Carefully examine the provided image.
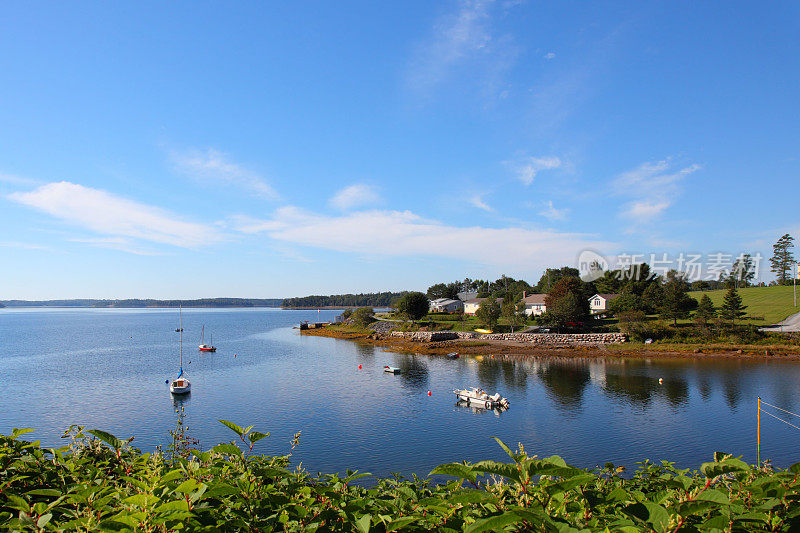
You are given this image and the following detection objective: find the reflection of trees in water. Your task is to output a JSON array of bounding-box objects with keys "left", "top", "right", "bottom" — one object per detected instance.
[
  {"left": 536, "top": 358, "right": 591, "bottom": 411},
  {"left": 474, "top": 358, "right": 529, "bottom": 391},
  {"left": 662, "top": 378, "right": 689, "bottom": 407},
  {"left": 500, "top": 360, "right": 528, "bottom": 390},
  {"left": 354, "top": 342, "right": 376, "bottom": 360},
  {"left": 398, "top": 356, "right": 429, "bottom": 390},
  {"left": 602, "top": 360, "right": 659, "bottom": 407}
]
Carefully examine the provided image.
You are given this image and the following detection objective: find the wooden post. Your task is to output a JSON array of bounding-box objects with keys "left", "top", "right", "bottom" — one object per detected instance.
[{"left": 757, "top": 397, "right": 761, "bottom": 466}]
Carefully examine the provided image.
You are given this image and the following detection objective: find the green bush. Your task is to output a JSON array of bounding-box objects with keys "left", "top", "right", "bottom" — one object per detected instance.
[
  {"left": 351, "top": 307, "right": 375, "bottom": 327},
  {"left": 2, "top": 426, "right": 800, "bottom": 531}
]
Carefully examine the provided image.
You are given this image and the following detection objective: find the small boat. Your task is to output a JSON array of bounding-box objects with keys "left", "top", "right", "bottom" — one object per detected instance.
[
  {"left": 446, "top": 352, "right": 460, "bottom": 359},
  {"left": 453, "top": 387, "right": 509, "bottom": 410},
  {"left": 199, "top": 326, "right": 216, "bottom": 352},
  {"left": 384, "top": 366, "right": 401, "bottom": 373},
  {"left": 170, "top": 307, "right": 191, "bottom": 395},
  {"left": 474, "top": 328, "right": 493, "bottom": 334}
]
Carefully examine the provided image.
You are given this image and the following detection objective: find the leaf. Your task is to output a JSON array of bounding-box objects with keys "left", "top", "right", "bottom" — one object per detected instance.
[
  {"left": 642, "top": 502, "right": 670, "bottom": 533},
  {"left": 789, "top": 462, "right": 800, "bottom": 475},
  {"left": 385, "top": 516, "right": 418, "bottom": 531},
  {"left": 695, "top": 489, "right": 730, "bottom": 505},
  {"left": 174, "top": 479, "right": 198, "bottom": 495},
  {"left": 429, "top": 463, "right": 477, "bottom": 483},
  {"left": 204, "top": 484, "right": 240, "bottom": 499},
  {"left": 211, "top": 443, "right": 243, "bottom": 456},
  {"left": 11, "top": 428, "right": 34, "bottom": 439},
  {"left": 355, "top": 514, "right": 371, "bottom": 533},
  {"left": 448, "top": 490, "right": 498, "bottom": 505},
  {"left": 247, "top": 431, "right": 269, "bottom": 444},
  {"left": 465, "top": 511, "right": 524, "bottom": 533},
  {"left": 217, "top": 420, "right": 244, "bottom": 438},
  {"left": 87, "top": 429, "right": 122, "bottom": 450},
  {"left": 36, "top": 513, "right": 52, "bottom": 529},
  {"left": 491, "top": 436, "right": 523, "bottom": 463},
  {"left": 5, "top": 494, "right": 30, "bottom": 513},
  {"left": 25, "top": 489, "right": 61, "bottom": 498},
  {"left": 473, "top": 460, "right": 522, "bottom": 484}
]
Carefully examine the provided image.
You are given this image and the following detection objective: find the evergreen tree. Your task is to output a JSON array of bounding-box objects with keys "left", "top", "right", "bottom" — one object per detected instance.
[
  {"left": 641, "top": 282, "right": 665, "bottom": 314},
  {"left": 770, "top": 234, "right": 795, "bottom": 285},
  {"left": 730, "top": 254, "right": 756, "bottom": 288},
  {"left": 694, "top": 294, "right": 716, "bottom": 325},
  {"left": 720, "top": 286, "right": 747, "bottom": 323},
  {"left": 543, "top": 276, "right": 591, "bottom": 328},
  {"left": 660, "top": 270, "right": 697, "bottom": 326}
]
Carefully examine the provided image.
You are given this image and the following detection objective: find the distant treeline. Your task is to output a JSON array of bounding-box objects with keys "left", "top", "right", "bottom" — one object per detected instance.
[
  {"left": 282, "top": 292, "right": 407, "bottom": 308},
  {"left": 0, "top": 298, "right": 283, "bottom": 308}
]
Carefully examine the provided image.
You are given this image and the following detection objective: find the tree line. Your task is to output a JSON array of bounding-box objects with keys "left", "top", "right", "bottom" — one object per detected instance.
[{"left": 282, "top": 292, "right": 407, "bottom": 308}]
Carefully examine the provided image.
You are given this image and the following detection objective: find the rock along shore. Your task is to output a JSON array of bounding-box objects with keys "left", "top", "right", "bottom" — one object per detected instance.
[{"left": 389, "top": 330, "right": 626, "bottom": 345}]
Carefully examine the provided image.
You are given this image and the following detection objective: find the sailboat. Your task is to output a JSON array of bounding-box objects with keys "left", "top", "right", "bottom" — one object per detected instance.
[
  {"left": 170, "top": 307, "right": 191, "bottom": 395},
  {"left": 198, "top": 325, "right": 216, "bottom": 352}
]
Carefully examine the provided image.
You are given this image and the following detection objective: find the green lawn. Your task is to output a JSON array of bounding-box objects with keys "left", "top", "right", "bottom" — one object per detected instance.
[{"left": 690, "top": 285, "right": 800, "bottom": 324}]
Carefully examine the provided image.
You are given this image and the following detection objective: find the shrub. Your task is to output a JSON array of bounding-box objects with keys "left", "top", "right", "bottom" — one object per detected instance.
[{"left": 351, "top": 307, "right": 375, "bottom": 327}]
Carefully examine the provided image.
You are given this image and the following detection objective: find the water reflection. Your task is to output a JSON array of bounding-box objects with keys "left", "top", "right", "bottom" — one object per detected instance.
[
  {"left": 454, "top": 400, "right": 504, "bottom": 418},
  {"left": 537, "top": 358, "right": 591, "bottom": 412},
  {"left": 355, "top": 343, "right": 376, "bottom": 360},
  {"left": 398, "top": 355, "right": 429, "bottom": 390}
]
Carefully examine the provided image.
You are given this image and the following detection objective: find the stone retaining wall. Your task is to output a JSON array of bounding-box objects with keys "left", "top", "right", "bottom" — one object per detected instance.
[{"left": 390, "top": 331, "right": 626, "bottom": 345}]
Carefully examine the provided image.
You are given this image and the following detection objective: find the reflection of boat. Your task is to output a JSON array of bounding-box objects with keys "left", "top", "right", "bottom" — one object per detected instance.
[
  {"left": 199, "top": 326, "right": 216, "bottom": 352},
  {"left": 456, "top": 399, "right": 503, "bottom": 417},
  {"left": 384, "top": 366, "right": 401, "bottom": 373},
  {"left": 170, "top": 307, "right": 191, "bottom": 395},
  {"left": 446, "top": 352, "right": 459, "bottom": 359},
  {"left": 474, "top": 328, "right": 493, "bottom": 334},
  {"left": 453, "top": 387, "right": 509, "bottom": 410}
]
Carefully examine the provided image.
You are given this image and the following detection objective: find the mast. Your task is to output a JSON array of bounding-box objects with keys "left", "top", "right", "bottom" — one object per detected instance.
[{"left": 179, "top": 306, "right": 183, "bottom": 372}]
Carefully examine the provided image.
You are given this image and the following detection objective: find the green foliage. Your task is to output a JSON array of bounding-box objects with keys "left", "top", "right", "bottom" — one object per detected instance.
[
  {"left": 770, "top": 233, "right": 796, "bottom": 285},
  {"left": 284, "top": 292, "right": 406, "bottom": 308},
  {"left": 695, "top": 294, "right": 717, "bottom": 324},
  {"left": 395, "top": 292, "right": 430, "bottom": 321},
  {"left": 609, "top": 292, "right": 650, "bottom": 316},
  {"left": 660, "top": 270, "right": 698, "bottom": 325},
  {"left": 426, "top": 282, "right": 461, "bottom": 300},
  {"left": 720, "top": 286, "right": 748, "bottom": 323},
  {"left": 3, "top": 428, "right": 800, "bottom": 532},
  {"left": 475, "top": 298, "right": 501, "bottom": 328},
  {"left": 543, "top": 276, "right": 590, "bottom": 327},
  {"left": 351, "top": 307, "right": 376, "bottom": 327}
]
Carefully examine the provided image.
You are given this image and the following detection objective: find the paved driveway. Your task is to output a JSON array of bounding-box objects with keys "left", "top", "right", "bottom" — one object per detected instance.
[{"left": 761, "top": 310, "right": 800, "bottom": 332}]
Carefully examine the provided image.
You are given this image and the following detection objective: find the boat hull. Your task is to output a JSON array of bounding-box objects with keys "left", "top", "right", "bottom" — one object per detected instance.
[
  {"left": 170, "top": 380, "right": 191, "bottom": 394},
  {"left": 198, "top": 345, "right": 216, "bottom": 352}
]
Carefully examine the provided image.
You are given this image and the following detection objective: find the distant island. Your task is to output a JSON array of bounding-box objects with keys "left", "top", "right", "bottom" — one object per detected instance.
[{"left": 0, "top": 298, "right": 283, "bottom": 308}]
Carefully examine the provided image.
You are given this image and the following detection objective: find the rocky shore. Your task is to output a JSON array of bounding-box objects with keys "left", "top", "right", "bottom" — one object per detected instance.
[{"left": 300, "top": 322, "right": 800, "bottom": 360}]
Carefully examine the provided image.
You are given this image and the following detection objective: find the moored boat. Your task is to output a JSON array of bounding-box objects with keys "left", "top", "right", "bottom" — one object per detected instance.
[
  {"left": 446, "top": 352, "right": 459, "bottom": 359},
  {"left": 453, "top": 387, "right": 509, "bottom": 410},
  {"left": 170, "top": 307, "right": 191, "bottom": 395},
  {"left": 384, "top": 366, "right": 401, "bottom": 373},
  {"left": 199, "top": 326, "right": 216, "bottom": 352}
]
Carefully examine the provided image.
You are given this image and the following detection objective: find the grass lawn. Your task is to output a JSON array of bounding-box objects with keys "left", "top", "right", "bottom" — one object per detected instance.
[{"left": 690, "top": 285, "right": 800, "bottom": 324}]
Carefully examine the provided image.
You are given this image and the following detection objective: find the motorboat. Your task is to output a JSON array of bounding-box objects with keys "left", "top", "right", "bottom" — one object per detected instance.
[
  {"left": 446, "top": 352, "right": 459, "bottom": 359},
  {"left": 453, "top": 387, "right": 509, "bottom": 410},
  {"left": 384, "top": 366, "right": 401, "bottom": 373}
]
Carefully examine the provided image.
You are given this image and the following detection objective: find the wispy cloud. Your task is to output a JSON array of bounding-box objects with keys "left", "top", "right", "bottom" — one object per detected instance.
[
  {"left": 0, "top": 241, "right": 51, "bottom": 251},
  {"left": 507, "top": 155, "right": 562, "bottom": 185},
  {"left": 171, "top": 148, "right": 279, "bottom": 199},
  {"left": 329, "top": 184, "right": 381, "bottom": 210},
  {"left": 231, "top": 206, "right": 614, "bottom": 271},
  {"left": 613, "top": 159, "right": 701, "bottom": 223},
  {"left": 405, "top": 0, "right": 518, "bottom": 100},
  {"left": 544, "top": 52, "right": 556, "bottom": 60},
  {"left": 8, "top": 181, "right": 224, "bottom": 250},
  {"left": 0, "top": 173, "right": 39, "bottom": 186},
  {"left": 68, "top": 237, "right": 165, "bottom": 256},
  {"left": 538, "top": 200, "right": 569, "bottom": 221},
  {"left": 468, "top": 193, "right": 494, "bottom": 212}
]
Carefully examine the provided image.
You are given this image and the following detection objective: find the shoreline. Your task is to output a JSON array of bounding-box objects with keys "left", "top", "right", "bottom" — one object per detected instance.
[{"left": 301, "top": 325, "right": 800, "bottom": 360}]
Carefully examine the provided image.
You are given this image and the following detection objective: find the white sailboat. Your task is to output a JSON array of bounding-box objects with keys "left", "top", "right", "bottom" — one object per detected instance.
[
  {"left": 198, "top": 325, "right": 216, "bottom": 352},
  {"left": 170, "top": 306, "right": 191, "bottom": 395}
]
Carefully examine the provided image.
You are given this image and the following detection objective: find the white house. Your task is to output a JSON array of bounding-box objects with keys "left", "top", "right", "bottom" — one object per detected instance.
[
  {"left": 429, "top": 298, "right": 463, "bottom": 313},
  {"left": 521, "top": 293, "right": 547, "bottom": 316},
  {"left": 463, "top": 297, "right": 503, "bottom": 315},
  {"left": 589, "top": 293, "right": 619, "bottom": 313}
]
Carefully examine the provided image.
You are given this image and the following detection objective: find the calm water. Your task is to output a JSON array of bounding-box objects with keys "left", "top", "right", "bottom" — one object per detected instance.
[{"left": 1, "top": 307, "right": 799, "bottom": 477}]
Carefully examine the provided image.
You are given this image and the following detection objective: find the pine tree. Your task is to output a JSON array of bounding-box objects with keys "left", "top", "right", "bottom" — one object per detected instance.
[
  {"left": 660, "top": 270, "right": 697, "bottom": 326},
  {"left": 770, "top": 234, "right": 795, "bottom": 285},
  {"left": 720, "top": 286, "right": 747, "bottom": 323},
  {"left": 694, "top": 294, "right": 716, "bottom": 325}
]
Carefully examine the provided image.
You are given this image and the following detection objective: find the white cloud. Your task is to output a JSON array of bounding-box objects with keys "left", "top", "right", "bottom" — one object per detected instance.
[
  {"left": 614, "top": 159, "right": 700, "bottom": 223},
  {"left": 544, "top": 52, "right": 556, "bottom": 59},
  {"left": 508, "top": 156, "right": 562, "bottom": 185},
  {"left": 329, "top": 184, "right": 381, "bottom": 210},
  {"left": 8, "top": 181, "right": 224, "bottom": 250},
  {"left": 468, "top": 193, "right": 493, "bottom": 212},
  {"left": 538, "top": 200, "right": 569, "bottom": 221},
  {"left": 0, "top": 241, "right": 50, "bottom": 251},
  {"left": 171, "top": 148, "right": 279, "bottom": 199},
  {"left": 231, "top": 206, "right": 614, "bottom": 271},
  {"left": 0, "top": 173, "right": 38, "bottom": 186},
  {"left": 405, "top": 0, "right": 518, "bottom": 100}
]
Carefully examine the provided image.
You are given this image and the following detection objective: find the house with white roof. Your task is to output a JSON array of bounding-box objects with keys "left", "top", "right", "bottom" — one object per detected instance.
[{"left": 429, "top": 298, "right": 463, "bottom": 313}]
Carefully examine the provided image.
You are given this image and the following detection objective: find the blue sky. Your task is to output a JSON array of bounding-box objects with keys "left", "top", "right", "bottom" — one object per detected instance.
[{"left": 1, "top": 1, "right": 798, "bottom": 299}]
